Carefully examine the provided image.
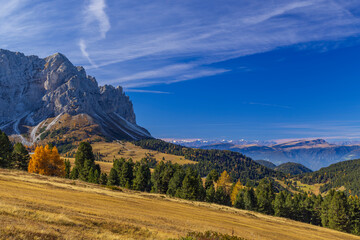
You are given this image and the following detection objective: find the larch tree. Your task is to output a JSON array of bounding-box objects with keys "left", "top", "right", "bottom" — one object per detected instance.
[
  {"left": 28, "top": 145, "right": 65, "bottom": 176},
  {"left": 230, "top": 180, "right": 244, "bottom": 205}
]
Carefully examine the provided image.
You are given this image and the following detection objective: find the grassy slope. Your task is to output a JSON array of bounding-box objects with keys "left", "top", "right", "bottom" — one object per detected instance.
[
  {"left": 1, "top": 169, "right": 359, "bottom": 240},
  {"left": 91, "top": 141, "right": 195, "bottom": 165},
  {"left": 62, "top": 141, "right": 196, "bottom": 174}
]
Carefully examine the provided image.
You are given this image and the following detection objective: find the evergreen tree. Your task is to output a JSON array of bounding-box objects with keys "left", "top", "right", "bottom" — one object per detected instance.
[
  {"left": 255, "top": 178, "right": 275, "bottom": 215},
  {"left": 215, "top": 186, "right": 231, "bottom": 206},
  {"left": 327, "top": 191, "right": 350, "bottom": 232},
  {"left": 180, "top": 167, "right": 204, "bottom": 201},
  {"left": 274, "top": 191, "right": 288, "bottom": 217},
  {"left": 0, "top": 130, "right": 13, "bottom": 168},
  {"left": 133, "top": 161, "right": 151, "bottom": 192},
  {"left": 11, "top": 142, "right": 30, "bottom": 170},
  {"left": 75, "top": 142, "right": 95, "bottom": 168},
  {"left": 108, "top": 168, "right": 119, "bottom": 186},
  {"left": 100, "top": 173, "right": 108, "bottom": 185},
  {"left": 243, "top": 187, "right": 257, "bottom": 211},
  {"left": 205, "top": 169, "right": 218, "bottom": 190},
  {"left": 321, "top": 189, "right": 336, "bottom": 227},
  {"left": 349, "top": 196, "right": 360, "bottom": 235},
  {"left": 234, "top": 190, "right": 245, "bottom": 209},
  {"left": 167, "top": 167, "right": 185, "bottom": 196},
  {"left": 205, "top": 184, "right": 216, "bottom": 203},
  {"left": 64, "top": 159, "right": 71, "bottom": 178},
  {"left": 151, "top": 162, "right": 176, "bottom": 193},
  {"left": 72, "top": 142, "right": 100, "bottom": 182},
  {"left": 119, "top": 159, "right": 134, "bottom": 188}
]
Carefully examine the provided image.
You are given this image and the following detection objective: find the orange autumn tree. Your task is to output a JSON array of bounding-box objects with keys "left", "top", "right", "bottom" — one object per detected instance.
[{"left": 28, "top": 145, "right": 65, "bottom": 176}]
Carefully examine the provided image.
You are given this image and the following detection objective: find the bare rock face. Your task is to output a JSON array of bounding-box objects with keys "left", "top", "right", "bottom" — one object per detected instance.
[{"left": 0, "top": 49, "right": 151, "bottom": 142}]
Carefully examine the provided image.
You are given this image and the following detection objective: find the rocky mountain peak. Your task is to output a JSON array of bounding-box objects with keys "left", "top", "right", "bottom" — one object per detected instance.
[{"left": 0, "top": 49, "right": 151, "bottom": 142}]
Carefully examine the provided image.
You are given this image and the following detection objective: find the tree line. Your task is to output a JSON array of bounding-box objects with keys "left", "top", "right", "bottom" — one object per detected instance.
[{"left": 133, "top": 139, "right": 284, "bottom": 183}]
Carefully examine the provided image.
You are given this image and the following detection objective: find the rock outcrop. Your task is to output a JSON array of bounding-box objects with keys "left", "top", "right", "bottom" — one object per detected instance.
[{"left": 0, "top": 49, "right": 151, "bottom": 142}]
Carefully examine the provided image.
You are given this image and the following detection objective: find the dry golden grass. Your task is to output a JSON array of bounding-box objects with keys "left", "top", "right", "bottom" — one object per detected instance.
[
  {"left": 62, "top": 141, "right": 195, "bottom": 174},
  {"left": 275, "top": 179, "right": 324, "bottom": 196},
  {"left": 1, "top": 169, "right": 359, "bottom": 240},
  {"left": 63, "top": 157, "right": 114, "bottom": 173},
  {"left": 91, "top": 141, "right": 196, "bottom": 165}
]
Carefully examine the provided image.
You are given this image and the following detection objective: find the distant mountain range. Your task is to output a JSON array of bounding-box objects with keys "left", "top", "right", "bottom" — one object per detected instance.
[
  {"left": 0, "top": 49, "right": 151, "bottom": 145},
  {"left": 167, "top": 138, "right": 360, "bottom": 170}
]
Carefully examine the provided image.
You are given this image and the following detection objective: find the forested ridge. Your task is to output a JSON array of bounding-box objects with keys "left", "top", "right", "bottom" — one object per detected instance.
[
  {"left": 133, "top": 139, "right": 283, "bottom": 182},
  {"left": 296, "top": 159, "right": 360, "bottom": 196}
]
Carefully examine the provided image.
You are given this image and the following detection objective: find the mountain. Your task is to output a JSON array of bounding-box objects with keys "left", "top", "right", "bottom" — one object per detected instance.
[
  {"left": 296, "top": 158, "right": 360, "bottom": 196},
  {"left": 200, "top": 139, "right": 360, "bottom": 170},
  {"left": 255, "top": 160, "right": 277, "bottom": 169},
  {"left": 0, "top": 49, "right": 151, "bottom": 145},
  {"left": 274, "top": 162, "right": 313, "bottom": 175}
]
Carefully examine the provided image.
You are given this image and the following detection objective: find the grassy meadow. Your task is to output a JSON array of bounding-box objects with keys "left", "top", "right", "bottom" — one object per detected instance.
[{"left": 1, "top": 169, "right": 359, "bottom": 240}]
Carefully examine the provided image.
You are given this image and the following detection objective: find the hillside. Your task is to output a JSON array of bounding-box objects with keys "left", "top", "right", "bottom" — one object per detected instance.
[
  {"left": 296, "top": 158, "right": 360, "bottom": 196},
  {"left": 199, "top": 139, "right": 360, "bottom": 170},
  {"left": 63, "top": 141, "right": 196, "bottom": 173},
  {"left": 134, "top": 139, "right": 283, "bottom": 182},
  {"left": 255, "top": 160, "right": 277, "bottom": 169},
  {"left": 275, "top": 162, "right": 313, "bottom": 175},
  {"left": 0, "top": 169, "right": 358, "bottom": 240}
]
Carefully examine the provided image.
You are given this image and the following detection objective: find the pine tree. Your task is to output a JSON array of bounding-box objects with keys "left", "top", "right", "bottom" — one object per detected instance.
[
  {"left": 0, "top": 130, "right": 13, "bottom": 168},
  {"left": 205, "top": 169, "right": 218, "bottom": 190},
  {"left": 243, "top": 187, "right": 257, "bottom": 211},
  {"left": 64, "top": 159, "right": 71, "bottom": 178},
  {"left": 205, "top": 184, "right": 216, "bottom": 203},
  {"left": 133, "top": 161, "right": 151, "bottom": 192},
  {"left": 234, "top": 190, "right": 245, "bottom": 209},
  {"left": 327, "top": 191, "right": 350, "bottom": 232},
  {"left": 73, "top": 142, "right": 101, "bottom": 182},
  {"left": 108, "top": 168, "right": 119, "bottom": 186},
  {"left": 255, "top": 178, "right": 275, "bottom": 215},
  {"left": 349, "top": 195, "right": 360, "bottom": 235},
  {"left": 167, "top": 167, "right": 185, "bottom": 196},
  {"left": 274, "top": 191, "right": 288, "bottom": 217},
  {"left": 119, "top": 159, "right": 134, "bottom": 188},
  {"left": 100, "top": 173, "right": 108, "bottom": 185},
  {"left": 11, "top": 142, "right": 30, "bottom": 170},
  {"left": 215, "top": 186, "right": 231, "bottom": 206},
  {"left": 75, "top": 142, "right": 95, "bottom": 168},
  {"left": 180, "top": 167, "right": 204, "bottom": 201}
]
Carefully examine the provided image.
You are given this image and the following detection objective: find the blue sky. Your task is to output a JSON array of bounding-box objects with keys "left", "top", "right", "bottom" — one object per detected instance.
[{"left": 2, "top": 0, "right": 360, "bottom": 140}]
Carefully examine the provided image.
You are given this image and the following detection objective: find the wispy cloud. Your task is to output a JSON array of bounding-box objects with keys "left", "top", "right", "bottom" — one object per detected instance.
[
  {"left": 2, "top": 0, "right": 360, "bottom": 89},
  {"left": 79, "top": 39, "right": 97, "bottom": 68},
  {"left": 124, "top": 89, "right": 171, "bottom": 94},
  {"left": 84, "top": 0, "right": 110, "bottom": 39},
  {"left": 246, "top": 102, "right": 292, "bottom": 109},
  {"left": 79, "top": 0, "right": 111, "bottom": 67}
]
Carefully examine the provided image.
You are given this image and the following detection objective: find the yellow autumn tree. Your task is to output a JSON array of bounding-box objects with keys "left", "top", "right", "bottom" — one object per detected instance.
[
  {"left": 216, "top": 170, "right": 232, "bottom": 193},
  {"left": 28, "top": 145, "right": 65, "bottom": 177},
  {"left": 230, "top": 180, "right": 244, "bottom": 205}
]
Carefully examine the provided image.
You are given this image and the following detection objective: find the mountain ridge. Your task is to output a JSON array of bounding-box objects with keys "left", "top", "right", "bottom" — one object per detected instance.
[
  {"left": 0, "top": 49, "right": 151, "bottom": 143},
  {"left": 195, "top": 139, "right": 360, "bottom": 170}
]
